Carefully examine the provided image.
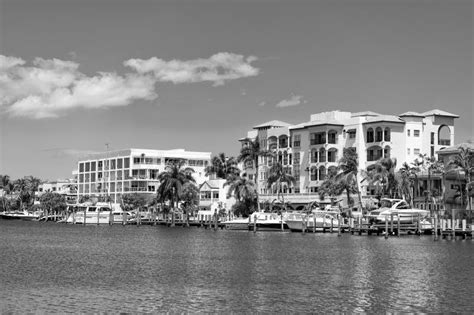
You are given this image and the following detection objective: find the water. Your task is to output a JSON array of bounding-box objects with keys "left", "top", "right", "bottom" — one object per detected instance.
[{"left": 0, "top": 220, "right": 473, "bottom": 313}]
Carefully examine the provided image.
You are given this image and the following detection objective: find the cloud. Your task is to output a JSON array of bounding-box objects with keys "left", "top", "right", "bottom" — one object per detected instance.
[
  {"left": 258, "top": 101, "right": 266, "bottom": 107},
  {"left": 1, "top": 52, "right": 260, "bottom": 119},
  {"left": 124, "top": 52, "right": 259, "bottom": 86},
  {"left": 275, "top": 94, "right": 305, "bottom": 108}
]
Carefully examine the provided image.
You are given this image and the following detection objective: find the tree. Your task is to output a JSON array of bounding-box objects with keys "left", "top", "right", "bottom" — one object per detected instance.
[
  {"left": 0, "top": 175, "right": 14, "bottom": 212},
  {"left": 121, "top": 193, "right": 149, "bottom": 224},
  {"left": 157, "top": 159, "right": 196, "bottom": 226},
  {"left": 205, "top": 153, "right": 240, "bottom": 180},
  {"left": 266, "top": 161, "right": 296, "bottom": 211},
  {"left": 363, "top": 157, "right": 398, "bottom": 199},
  {"left": 416, "top": 154, "right": 445, "bottom": 212},
  {"left": 318, "top": 167, "right": 342, "bottom": 207},
  {"left": 180, "top": 182, "right": 200, "bottom": 226},
  {"left": 224, "top": 175, "right": 258, "bottom": 217},
  {"left": 448, "top": 145, "right": 474, "bottom": 219},
  {"left": 26, "top": 176, "right": 42, "bottom": 207},
  {"left": 396, "top": 162, "right": 416, "bottom": 207},
  {"left": 337, "top": 148, "right": 363, "bottom": 213},
  {"left": 13, "top": 178, "right": 30, "bottom": 211},
  {"left": 39, "top": 192, "right": 67, "bottom": 216},
  {"left": 237, "top": 137, "right": 273, "bottom": 210}
]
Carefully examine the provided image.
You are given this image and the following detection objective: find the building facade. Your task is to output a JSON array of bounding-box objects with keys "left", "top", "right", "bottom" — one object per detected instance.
[
  {"left": 75, "top": 148, "right": 211, "bottom": 204},
  {"left": 240, "top": 109, "right": 457, "bottom": 207}
]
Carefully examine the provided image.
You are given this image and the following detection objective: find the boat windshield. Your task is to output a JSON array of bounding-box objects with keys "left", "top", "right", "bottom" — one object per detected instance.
[{"left": 380, "top": 200, "right": 396, "bottom": 208}]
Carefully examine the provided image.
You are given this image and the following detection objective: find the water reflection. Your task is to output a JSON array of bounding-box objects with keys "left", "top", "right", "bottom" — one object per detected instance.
[{"left": 0, "top": 220, "right": 473, "bottom": 313}]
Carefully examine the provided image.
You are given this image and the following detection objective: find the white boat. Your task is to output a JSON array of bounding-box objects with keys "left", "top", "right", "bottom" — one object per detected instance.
[
  {"left": 248, "top": 212, "right": 287, "bottom": 231},
  {"left": 285, "top": 210, "right": 341, "bottom": 232},
  {"left": 0, "top": 210, "right": 43, "bottom": 221},
  {"left": 368, "top": 199, "right": 430, "bottom": 224},
  {"left": 222, "top": 216, "right": 251, "bottom": 230},
  {"left": 64, "top": 203, "right": 129, "bottom": 224}
]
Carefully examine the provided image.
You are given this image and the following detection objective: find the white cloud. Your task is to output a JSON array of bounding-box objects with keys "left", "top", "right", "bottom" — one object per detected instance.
[
  {"left": 124, "top": 52, "right": 259, "bottom": 86},
  {"left": 258, "top": 101, "right": 266, "bottom": 107},
  {"left": 275, "top": 94, "right": 305, "bottom": 108},
  {"left": 1, "top": 52, "right": 260, "bottom": 119}
]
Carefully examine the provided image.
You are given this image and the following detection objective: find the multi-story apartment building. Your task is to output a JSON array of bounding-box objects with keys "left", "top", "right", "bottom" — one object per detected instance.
[
  {"left": 76, "top": 148, "right": 211, "bottom": 204},
  {"left": 240, "top": 109, "right": 457, "bottom": 208}
]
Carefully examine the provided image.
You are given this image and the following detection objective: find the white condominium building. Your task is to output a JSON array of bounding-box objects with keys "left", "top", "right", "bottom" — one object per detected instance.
[
  {"left": 75, "top": 148, "right": 211, "bottom": 204},
  {"left": 240, "top": 109, "right": 457, "bottom": 203}
]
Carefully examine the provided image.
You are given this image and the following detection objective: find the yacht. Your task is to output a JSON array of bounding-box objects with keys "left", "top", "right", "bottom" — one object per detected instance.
[
  {"left": 0, "top": 210, "right": 43, "bottom": 221},
  {"left": 248, "top": 212, "right": 288, "bottom": 231},
  {"left": 368, "top": 199, "right": 430, "bottom": 224},
  {"left": 285, "top": 210, "right": 341, "bottom": 232},
  {"left": 64, "top": 203, "right": 129, "bottom": 224}
]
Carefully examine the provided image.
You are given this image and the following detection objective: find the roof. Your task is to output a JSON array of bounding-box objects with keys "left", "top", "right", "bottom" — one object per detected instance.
[
  {"left": 289, "top": 120, "right": 344, "bottom": 130},
  {"left": 399, "top": 111, "right": 425, "bottom": 117},
  {"left": 351, "top": 111, "right": 381, "bottom": 117},
  {"left": 421, "top": 109, "right": 459, "bottom": 118},
  {"left": 253, "top": 120, "right": 291, "bottom": 129},
  {"left": 363, "top": 115, "right": 405, "bottom": 124},
  {"left": 437, "top": 142, "right": 474, "bottom": 155}
]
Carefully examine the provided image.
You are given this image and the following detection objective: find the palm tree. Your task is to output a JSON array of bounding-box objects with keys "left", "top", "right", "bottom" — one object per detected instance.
[
  {"left": 26, "top": 176, "right": 42, "bottom": 207},
  {"left": 363, "top": 157, "right": 398, "bottom": 199},
  {"left": 205, "top": 153, "right": 240, "bottom": 180},
  {"left": 224, "top": 175, "right": 257, "bottom": 216},
  {"left": 157, "top": 159, "right": 196, "bottom": 226},
  {"left": 417, "top": 154, "right": 444, "bottom": 212},
  {"left": 337, "top": 148, "right": 363, "bottom": 213},
  {"left": 13, "top": 178, "right": 30, "bottom": 211},
  {"left": 237, "top": 137, "right": 274, "bottom": 210},
  {"left": 180, "top": 182, "right": 200, "bottom": 227},
  {"left": 397, "top": 162, "right": 416, "bottom": 206},
  {"left": 318, "top": 167, "right": 342, "bottom": 207},
  {"left": 266, "top": 162, "right": 296, "bottom": 212},
  {"left": 448, "top": 145, "right": 474, "bottom": 219},
  {"left": 0, "top": 175, "right": 14, "bottom": 212}
]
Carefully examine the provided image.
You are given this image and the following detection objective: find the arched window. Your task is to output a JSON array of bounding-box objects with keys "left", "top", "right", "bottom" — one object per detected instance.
[
  {"left": 328, "top": 130, "right": 337, "bottom": 144},
  {"left": 384, "top": 127, "right": 391, "bottom": 141},
  {"left": 438, "top": 125, "right": 451, "bottom": 146},
  {"left": 367, "top": 128, "right": 374, "bottom": 143},
  {"left": 384, "top": 146, "right": 391, "bottom": 158},
  {"left": 319, "top": 166, "right": 326, "bottom": 181},
  {"left": 311, "top": 149, "right": 318, "bottom": 163},
  {"left": 328, "top": 148, "right": 338, "bottom": 162},
  {"left": 319, "top": 148, "right": 326, "bottom": 163},
  {"left": 375, "top": 127, "right": 383, "bottom": 142},
  {"left": 367, "top": 146, "right": 383, "bottom": 162},
  {"left": 311, "top": 167, "right": 318, "bottom": 181},
  {"left": 278, "top": 135, "right": 288, "bottom": 148}
]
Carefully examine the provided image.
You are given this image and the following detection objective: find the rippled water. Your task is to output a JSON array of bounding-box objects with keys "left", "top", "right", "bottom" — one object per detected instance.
[{"left": 0, "top": 220, "right": 473, "bottom": 313}]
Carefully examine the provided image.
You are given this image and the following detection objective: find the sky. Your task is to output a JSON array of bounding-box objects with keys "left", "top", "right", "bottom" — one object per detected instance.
[{"left": 0, "top": 0, "right": 472, "bottom": 181}]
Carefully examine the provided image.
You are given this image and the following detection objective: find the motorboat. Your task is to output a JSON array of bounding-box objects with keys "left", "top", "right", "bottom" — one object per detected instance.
[
  {"left": 285, "top": 210, "right": 341, "bottom": 232},
  {"left": 63, "top": 203, "right": 129, "bottom": 224},
  {"left": 0, "top": 210, "right": 43, "bottom": 221},
  {"left": 368, "top": 199, "right": 430, "bottom": 224},
  {"left": 248, "top": 212, "right": 288, "bottom": 231},
  {"left": 222, "top": 216, "right": 252, "bottom": 230}
]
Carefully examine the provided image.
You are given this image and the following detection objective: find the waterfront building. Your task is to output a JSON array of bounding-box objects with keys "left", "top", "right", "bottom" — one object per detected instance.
[
  {"left": 38, "top": 179, "right": 78, "bottom": 204},
  {"left": 75, "top": 148, "right": 211, "bottom": 204},
  {"left": 239, "top": 109, "right": 458, "bottom": 208},
  {"left": 199, "top": 179, "right": 236, "bottom": 212}
]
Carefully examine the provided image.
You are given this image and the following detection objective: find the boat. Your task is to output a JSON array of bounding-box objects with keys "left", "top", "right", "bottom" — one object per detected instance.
[
  {"left": 63, "top": 203, "right": 130, "bottom": 224},
  {"left": 222, "top": 215, "right": 252, "bottom": 230},
  {"left": 0, "top": 210, "right": 43, "bottom": 221},
  {"left": 285, "top": 210, "right": 341, "bottom": 232},
  {"left": 248, "top": 212, "right": 288, "bottom": 231},
  {"left": 368, "top": 198, "right": 430, "bottom": 224}
]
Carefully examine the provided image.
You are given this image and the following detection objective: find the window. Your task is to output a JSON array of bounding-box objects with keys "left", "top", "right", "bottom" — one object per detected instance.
[
  {"left": 414, "top": 130, "right": 420, "bottom": 137},
  {"left": 279, "top": 136, "right": 288, "bottom": 148},
  {"left": 111, "top": 159, "right": 116, "bottom": 170},
  {"left": 384, "top": 128, "right": 391, "bottom": 141},
  {"left": 407, "top": 129, "right": 410, "bottom": 136},
  {"left": 319, "top": 148, "right": 326, "bottom": 163},
  {"left": 310, "top": 132, "right": 326, "bottom": 145},
  {"left": 318, "top": 166, "right": 326, "bottom": 181},
  {"left": 311, "top": 149, "right": 318, "bottom": 163},
  {"left": 85, "top": 162, "right": 90, "bottom": 172},
  {"left": 124, "top": 158, "right": 130, "bottom": 168},
  {"left": 293, "top": 134, "right": 301, "bottom": 147},
  {"left": 91, "top": 162, "right": 96, "bottom": 172},
  {"left": 212, "top": 192, "right": 219, "bottom": 199},
  {"left": 407, "top": 148, "right": 411, "bottom": 155},
  {"left": 283, "top": 151, "right": 288, "bottom": 165},
  {"left": 367, "top": 128, "right": 374, "bottom": 143},
  {"left": 414, "top": 148, "right": 420, "bottom": 155},
  {"left": 431, "top": 132, "right": 435, "bottom": 145},
  {"left": 438, "top": 125, "right": 451, "bottom": 145},
  {"left": 328, "top": 130, "right": 337, "bottom": 144},
  {"left": 310, "top": 167, "right": 317, "bottom": 181},
  {"left": 293, "top": 167, "right": 300, "bottom": 178},
  {"left": 375, "top": 127, "right": 383, "bottom": 142},
  {"left": 327, "top": 149, "right": 337, "bottom": 162},
  {"left": 367, "top": 146, "right": 383, "bottom": 161},
  {"left": 293, "top": 152, "right": 300, "bottom": 165},
  {"left": 384, "top": 146, "right": 391, "bottom": 158},
  {"left": 98, "top": 161, "right": 103, "bottom": 170},
  {"left": 348, "top": 131, "right": 356, "bottom": 139},
  {"left": 117, "top": 159, "right": 122, "bottom": 169},
  {"left": 79, "top": 163, "right": 84, "bottom": 172}
]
